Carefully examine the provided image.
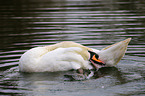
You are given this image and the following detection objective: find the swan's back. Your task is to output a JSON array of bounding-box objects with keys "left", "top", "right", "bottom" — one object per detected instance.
[
  {"left": 19, "top": 47, "right": 49, "bottom": 72},
  {"left": 19, "top": 42, "right": 92, "bottom": 72}
]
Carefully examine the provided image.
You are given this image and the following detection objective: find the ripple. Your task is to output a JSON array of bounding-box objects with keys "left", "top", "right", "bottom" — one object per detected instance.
[{"left": 0, "top": 0, "right": 145, "bottom": 96}]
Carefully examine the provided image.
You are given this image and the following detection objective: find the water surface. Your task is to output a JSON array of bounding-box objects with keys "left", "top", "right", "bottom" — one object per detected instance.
[{"left": 0, "top": 0, "right": 145, "bottom": 96}]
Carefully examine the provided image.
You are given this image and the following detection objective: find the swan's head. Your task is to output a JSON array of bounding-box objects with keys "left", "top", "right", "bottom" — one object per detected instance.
[{"left": 88, "top": 50, "right": 106, "bottom": 70}]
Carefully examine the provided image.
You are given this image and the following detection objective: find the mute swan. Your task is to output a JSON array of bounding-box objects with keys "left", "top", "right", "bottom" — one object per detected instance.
[{"left": 19, "top": 38, "right": 131, "bottom": 73}]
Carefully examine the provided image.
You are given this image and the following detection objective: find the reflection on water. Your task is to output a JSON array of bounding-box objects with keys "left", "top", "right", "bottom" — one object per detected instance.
[{"left": 0, "top": 0, "right": 145, "bottom": 96}]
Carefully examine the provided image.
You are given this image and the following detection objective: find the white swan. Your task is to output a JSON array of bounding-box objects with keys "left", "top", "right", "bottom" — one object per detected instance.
[{"left": 19, "top": 38, "right": 131, "bottom": 72}]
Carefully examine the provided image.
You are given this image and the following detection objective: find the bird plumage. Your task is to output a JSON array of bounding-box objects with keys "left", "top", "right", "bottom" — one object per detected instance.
[{"left": 19, "top": 38, "right": 131, "bottom": 72}]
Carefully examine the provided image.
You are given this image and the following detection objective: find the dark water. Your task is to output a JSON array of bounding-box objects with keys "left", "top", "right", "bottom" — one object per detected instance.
[{"left": 0, "top": 0, "right": 145, "bottom": 96}]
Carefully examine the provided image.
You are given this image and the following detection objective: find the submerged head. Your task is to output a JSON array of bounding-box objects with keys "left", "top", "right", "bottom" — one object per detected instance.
[{"left": 88, "top": 50, "right": 106, "bottom": 70}]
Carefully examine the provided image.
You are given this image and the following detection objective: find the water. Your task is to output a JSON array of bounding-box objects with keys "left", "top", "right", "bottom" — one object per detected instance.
[{"left": 0, "top": 0, "right": 145, "bottom": 96}]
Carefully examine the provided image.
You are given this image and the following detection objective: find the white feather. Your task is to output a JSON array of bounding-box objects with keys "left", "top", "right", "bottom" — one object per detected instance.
[
  {"left": 19, "top": 47, "right": 92, "bottom": 72},
  {"left": 19, "top": 38, "right": 131, "bottom": 72}
]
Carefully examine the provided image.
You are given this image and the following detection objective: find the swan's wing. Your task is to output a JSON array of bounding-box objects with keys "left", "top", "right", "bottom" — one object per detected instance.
[
  {"left": 44, "top": 41, "right": 93, "bottom": 60},
  {"left": 40, "top": 47, "right": 92, "bottom": 71},
  {"left": 45, "top": 41, "right": 93, "bottom": 51}
]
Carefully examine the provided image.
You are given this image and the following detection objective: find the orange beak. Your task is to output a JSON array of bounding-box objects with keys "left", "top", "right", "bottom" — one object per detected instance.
[
  {"left": 92, "top": 55, "right": 104, "bottom": 64},
  {"left": 89, "top": 55, "right": 105, "bottom": 70}
]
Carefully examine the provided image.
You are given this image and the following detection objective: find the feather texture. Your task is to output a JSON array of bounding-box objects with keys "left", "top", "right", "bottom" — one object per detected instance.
[{"left": 19, "top": 38, "right": 131, "bottom": 72}]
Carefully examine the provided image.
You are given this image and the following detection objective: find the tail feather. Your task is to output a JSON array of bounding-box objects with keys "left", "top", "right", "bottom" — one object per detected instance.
[{"left": 98, "top": 38, "right": 131, "bottom": 66}]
